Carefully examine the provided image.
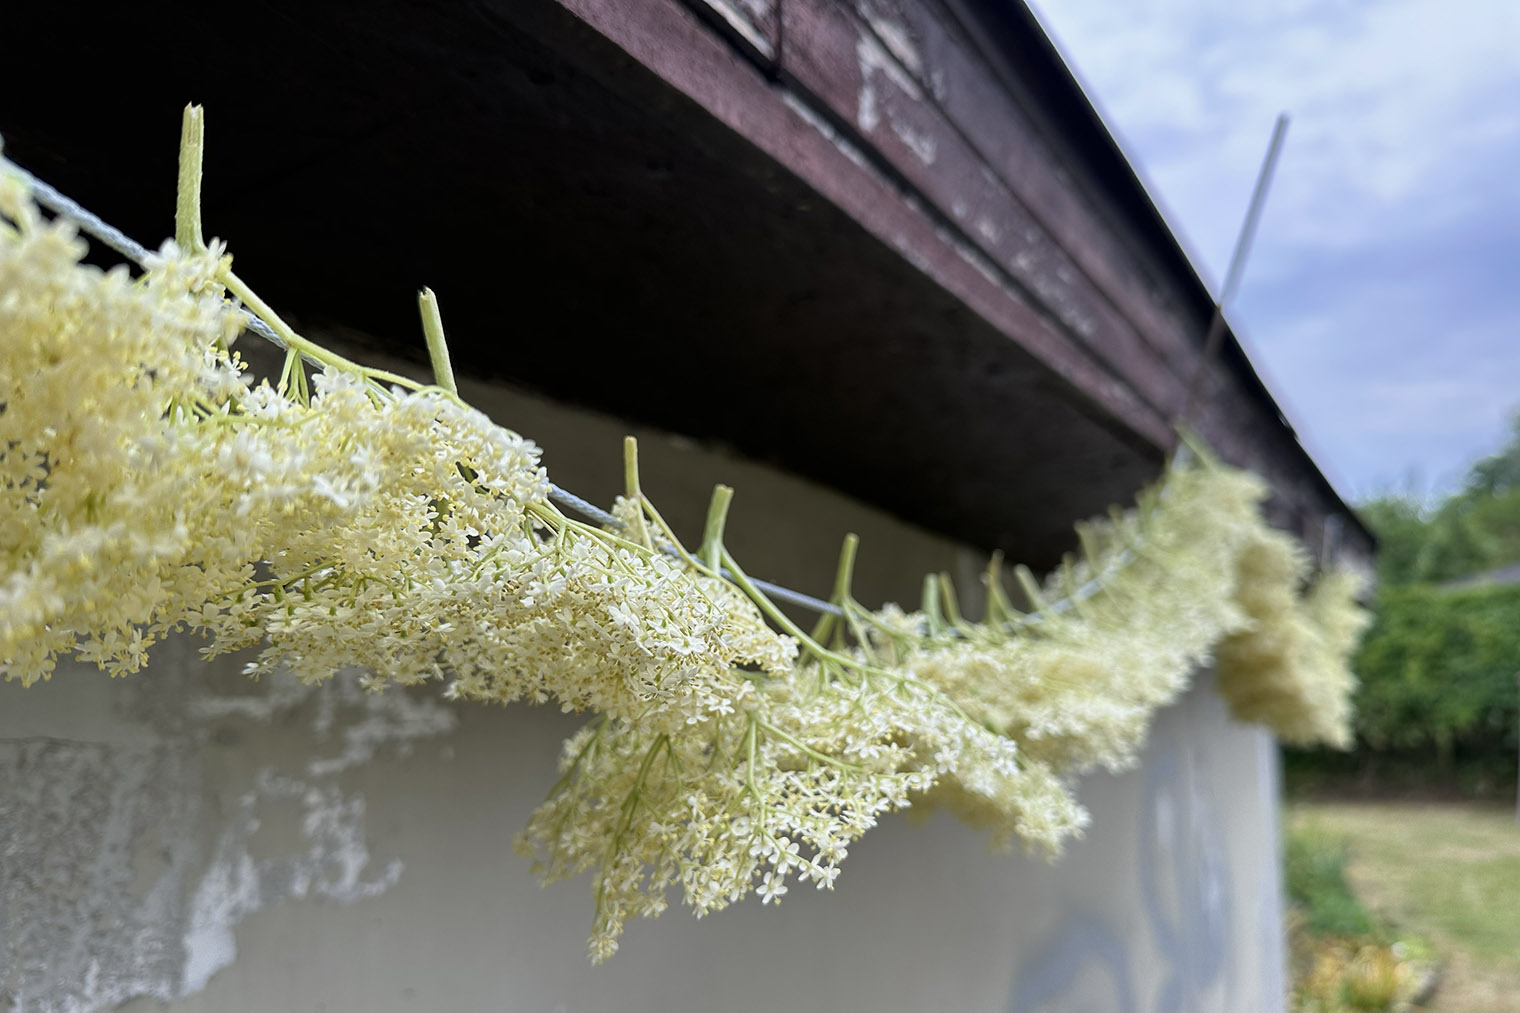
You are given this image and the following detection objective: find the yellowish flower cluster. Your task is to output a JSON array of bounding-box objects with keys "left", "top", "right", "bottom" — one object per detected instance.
[
  {"left": 1, "top": 172, "right": 243, "bottom": 683},
  {"left": 0, "top": 171, "right": 761, "bottom": 726},
  {"left": 519, "top": 673, "right": 1080, "bottom": 961},
  {"left": 513, "top": 488, "right": 1092, "bottom": 959},
  {"left": 519, "top": 452, "right": 1367, "bottom": 960},
  {"left": 1, "top": 128, "right": 1370, "bottom": 963},
  {"left": 866, "top": 463, "right": 1262, "bottom": 779},
  {"left": 857, "top": 456, "right": 1368, "bottom": 769},
  {"left": 1213, "top": 531, "right": 1370, "bottom": 747},
  {"left": 519, "top": 515, "right": 1087, "bottom": 959}
]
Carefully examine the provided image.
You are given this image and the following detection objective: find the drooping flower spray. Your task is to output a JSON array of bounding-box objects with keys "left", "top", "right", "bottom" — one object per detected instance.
[{"left": 0, "top": 107, "right": 1369, "bottom": 961}]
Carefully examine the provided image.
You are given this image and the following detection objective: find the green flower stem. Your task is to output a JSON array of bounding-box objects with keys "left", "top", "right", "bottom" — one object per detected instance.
[
  {"left": 938, "top": 572, "right": 980, "bottom": 637},
  {"left": 1013, "top": 563, "right": 1048, "bottom": 614},
  {"left": 417, "top": 287, "right": 458, "bottom": 396},
  {"left": 984, "top": 552, "right": 1019, "bottom": 626},
  {"left": 597, "top": 730, "right": 670, "bottom": 913},
  {"left": 844, "top": 606, "right": 877, "bottom": 662},
  {"left": 719, "top": 547, "right": 981, "bottom": 726},
  {"left": 638, "top": 496, "right": 701, "bottom": 571},
  {"left": 1061, "top": 558, "right": 1094, "bottom": 620},
  {"left": 756, "top": 717, "right": 864, "bottom": 772},
  {"left": 544, "top": 508, "right": 690, "bottom": 572},
  {"left": 832, "top": 534, "right": 860, "bottom": 603},
  {"left": 222, "top": 269, "right": 426, "bottom": 393},
  {"left": 206, "top": 561, "right": 334, "bottom": 602},
  {"left": 182, "top": 105, "right": 445, "bottom": 397},
  {"left": 699, "top": 485, "right": 734, "bottom": 574},
  {"left": 1075, "top": 524, "right": 1104, "bottom": 576},
  {"left": 175, "top": 105, "right": 206, "bottom": 253},
  {"left": 744, "top": 714, "right": 761, "bottom": 800},
  {"left": 546, "top": 716, "right": 607, "bottom": 800},
  {"left": 622, "top": 437, "right": 653, "bottom": 550},
  {"left": 922, "top": 574, "right": 944, "bottom": 638},
  {"left": 810, "top": 533, "right": 859, "bottom": 645}
]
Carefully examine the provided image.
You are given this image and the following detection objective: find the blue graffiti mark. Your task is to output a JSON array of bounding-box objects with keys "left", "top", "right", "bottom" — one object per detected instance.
[
  {"left": 1006, "top": 911, "right": 1134, "bottom": 1013},
  {"left": 1006, "top": 741, "right": 1239, "bottom": 1012},
  {"left": 1140, "top": 746, "right": 1235, "bottom": 1011}
]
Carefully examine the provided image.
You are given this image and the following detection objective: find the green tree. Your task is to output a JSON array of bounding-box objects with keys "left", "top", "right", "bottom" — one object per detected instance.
[
  {"left": 1466, "top": 414, "right": 1520, "bottom": 497},
  {"left": 1357, "top": 495, "right": 1430, "bottom": 585},
  {"left": 1311, "top": 407, "right": 1520, "bottom": 793},
  {"left": 1418, "top": 502, "right": 1500, "bottom": 583},
  {"left": 1353, "top": 582, "right": 1520, "bottom": 766},
  {"left": 1356, "top": 409, "right": 1520, "bottom": 585}
]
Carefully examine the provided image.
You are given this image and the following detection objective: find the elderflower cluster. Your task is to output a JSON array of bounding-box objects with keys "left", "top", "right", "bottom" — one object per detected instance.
[
  {"left": 508, "top": 441, "right": 1368, "bottom": 960},
  {"left": 518, "top": 657, "right": 1086, "bottom": 962},
  {"left": 1, "top": 172, "right": 243, "bottom": 682},
  {"left": 864, "top": 463, "right": 1262, "bottom": 782},
  {"left": 214, "top": 372, "right": 755, "bottom": 723},
  {"left": 1213, "top": 531, "right": 1369, "bottom": 747},
  {"left": 0, "top": 173, "right": 768, "bottom": 724}
]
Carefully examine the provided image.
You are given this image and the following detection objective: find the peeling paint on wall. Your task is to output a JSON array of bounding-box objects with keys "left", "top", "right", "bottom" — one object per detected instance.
[
  {"left": 181, "top": 773, "right": 402, "bottom": 995},
  {"left": 0, "top": 643, "right": 456, "bottom": 1011},
  {"left": 0, "top": 737, "right": 200, "bottom": 1012},
  {"left": 855, "top": 32, "right": 937, "bottom": 166},
  {"left": 782, "top": 92, "right": 872, "bottom": 172},
  {"left": 859, "top": 4, "right": 924, "bottom": 78}
]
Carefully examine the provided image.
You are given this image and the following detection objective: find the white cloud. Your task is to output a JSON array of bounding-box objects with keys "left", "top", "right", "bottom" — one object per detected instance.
[
  {"left": 1032, "top": 0, "right": 1520, "bottom": 264},
  {"left": 1026, "top": 0, "right": 1520, "bottom": 496}
]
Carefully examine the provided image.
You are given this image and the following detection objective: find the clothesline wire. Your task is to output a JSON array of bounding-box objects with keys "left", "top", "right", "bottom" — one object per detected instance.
[
  {"left": 7, "top": 157, "right": 1139, "bottom": 626},
  {"left": 524, "top": 480, "right": 843, "bottom": 615}
]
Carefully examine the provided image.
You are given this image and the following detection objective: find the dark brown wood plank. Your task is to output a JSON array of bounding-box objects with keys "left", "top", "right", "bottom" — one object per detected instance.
[
  {"left": 550, "top": 0, "right": 1367, "bottom": 564},
  {"left": 849, "top": 0, "right": 1204, "bottom": 384},
  {"left": 778, "top": 0, "right": 1189, "bottom": 421},
  {"left": 556, "top": 0, "right": 1177, "bottom": 448},
  {"left": 835, "top": 0, "right": 1370, "bottom": 563},
  {"left": 687, "top": 0, "right": 782, "bottom": 64}
]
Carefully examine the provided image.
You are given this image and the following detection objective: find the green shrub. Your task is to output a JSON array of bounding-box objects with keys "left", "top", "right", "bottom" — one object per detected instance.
[{"left": 1353, "top": 582, "right": 1520, "bottom": 765}]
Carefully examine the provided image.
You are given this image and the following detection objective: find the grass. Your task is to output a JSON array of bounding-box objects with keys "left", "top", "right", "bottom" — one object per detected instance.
[
  {"left": 1284, "top": 821, "right": 1431, "bottom": 1012},
  {"left": 1286, "top": 825, "right": 1375, "bottom": 937},
  {"left": 1289, "top": 801, "right": 1520, "bottom": 1011}
]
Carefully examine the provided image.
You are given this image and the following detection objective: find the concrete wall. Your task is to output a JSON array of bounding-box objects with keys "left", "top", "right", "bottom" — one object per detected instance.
[{"left": 0, "top": 370, "right": 1287, "bottom": 1012}]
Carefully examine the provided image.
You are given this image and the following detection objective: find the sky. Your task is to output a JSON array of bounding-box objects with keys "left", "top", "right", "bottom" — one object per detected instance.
[{"left": 1025, "top": 0, "right": 1520, "bottom": 502}]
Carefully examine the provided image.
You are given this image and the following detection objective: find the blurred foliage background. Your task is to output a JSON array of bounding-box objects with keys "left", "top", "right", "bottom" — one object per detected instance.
[{"left": 1289, "top": 411, "right": 1520, "bottom": 798}]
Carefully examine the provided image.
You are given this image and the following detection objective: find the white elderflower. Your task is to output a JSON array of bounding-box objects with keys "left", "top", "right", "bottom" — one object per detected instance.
[{"left": 0, "top": 178, "right": 782, "bottom": 724}]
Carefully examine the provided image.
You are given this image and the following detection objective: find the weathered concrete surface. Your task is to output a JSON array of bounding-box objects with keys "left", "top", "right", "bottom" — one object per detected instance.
[
  {"left": 1, "top": 367, "right": 1285, "bottom": 1012},
  {"left": 3, "top": 663, "right": 1283, "bottom": 1012},
  {"left": 0, "top": 651, "right": 456, "bottom": 1011}
]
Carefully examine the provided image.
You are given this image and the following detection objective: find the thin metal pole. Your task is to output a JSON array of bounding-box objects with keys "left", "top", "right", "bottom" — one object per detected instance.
[{"left": 1179, "top": 113, "right": 1291, "bottom": 426}]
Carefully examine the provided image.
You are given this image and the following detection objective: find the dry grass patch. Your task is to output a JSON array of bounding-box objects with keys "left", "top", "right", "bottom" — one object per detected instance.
[{"left": 1290, "top": 801, "right": 1520, "bottom": 1011}]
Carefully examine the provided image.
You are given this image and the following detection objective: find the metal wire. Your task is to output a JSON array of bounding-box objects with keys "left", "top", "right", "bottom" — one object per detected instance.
[
  {"left": 17, "top": 170, "right": 156, "bottom": 264},
  {"left": 535, "top": 487, "right": 844, "bottom": 615},
  {"left": 13, "top": 164, "right": 340, "bottom": 370}
]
